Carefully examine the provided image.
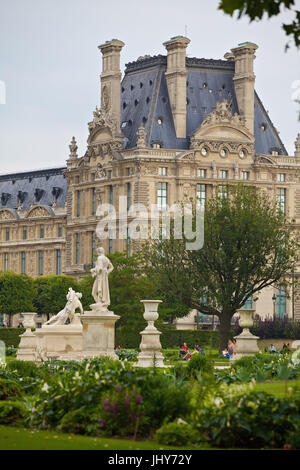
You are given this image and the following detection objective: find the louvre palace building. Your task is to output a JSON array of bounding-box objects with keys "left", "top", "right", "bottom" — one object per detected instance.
[{"left": 1, "top": 36, "right": 300, "bottom": 327}]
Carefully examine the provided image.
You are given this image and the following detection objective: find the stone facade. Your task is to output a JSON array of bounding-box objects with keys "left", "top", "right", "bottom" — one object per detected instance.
[{"left": 1, "top": 37, "right": 300, "bottom": 327}]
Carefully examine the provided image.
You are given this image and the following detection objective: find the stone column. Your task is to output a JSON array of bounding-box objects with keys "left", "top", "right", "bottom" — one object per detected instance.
[
  {"left": 80, "top": 304, "right": 120, "bottom": 359},
  {"left": 16, "top": 313, "right": 37, "bottom": 361},
  {"left": 136, "top": 300, "right": 165, "bottom": 368}
]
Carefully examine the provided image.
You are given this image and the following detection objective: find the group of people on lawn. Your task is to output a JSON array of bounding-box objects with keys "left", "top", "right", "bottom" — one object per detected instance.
[{"left": 179, "top": 339, "right": 237, "bottom": 361}]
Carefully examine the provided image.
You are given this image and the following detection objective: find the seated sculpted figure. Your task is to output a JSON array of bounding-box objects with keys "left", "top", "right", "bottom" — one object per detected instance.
[{"left": 45, "top": 287, "right": 83, "bottom": 326}]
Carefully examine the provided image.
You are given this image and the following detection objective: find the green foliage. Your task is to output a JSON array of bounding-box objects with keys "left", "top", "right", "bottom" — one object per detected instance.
[
  {"left": 0, "top": 378, "right": 22, "bottom": 400},
  {"left": 115, "top": 349, "right": 138, "bottom": 362},
  {"left": 218, "top": 0, "right": 299, "bottom": 48},
  {"left": 0, "top": 400, "right": 28, "bottom": 425},
  {"left": 6, "top": 360, "right": 39, "bottom": 378},
  {"left": 98, "top": 386, "right": 146, "bottom": 437},
  {"left": 58, "top": 408, "right": 102, "bottom": 436},
  {"left": 155, "top": 421, "right": 199, "bottom": 447},
  {"left": 33, "top": 275, "right": 78, "bottom": 316},
  {"left": 0, "top": 272, "right": 36, "bottom": 316},
  {"left": 140, "top": 185, "right": 300, "bottom": 352},
  {"left": 186, "top": 354, "right": 214, "bottom": 378},
  {"left": 194, "top": 388, "right": 300, "bottom": 448},
  {"left": 0, "top": 328, "right": 25, "bottom": 347}
]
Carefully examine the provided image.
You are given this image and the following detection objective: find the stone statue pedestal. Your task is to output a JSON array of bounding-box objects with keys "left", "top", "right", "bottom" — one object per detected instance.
[
  {"left": 35, "top": 316, "right": 83, "bottom": 361},
  {"left": 233, "top": 309, "right": 259, "bottom": 361},
  {"left": 16, "top": 313, "right": 37, "bottom": 362},
  {"left": 80, "top": 303, "right": 120, "bottom": 359},
  {"left": 135, "top": 300, "right": 165, "bottom": 368}
]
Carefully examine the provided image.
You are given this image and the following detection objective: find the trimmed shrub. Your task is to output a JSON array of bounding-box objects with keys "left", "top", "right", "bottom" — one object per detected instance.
[
  {"left": 59, "top": 408, "right": 102, "bottom": 436},
  {"left": 0, "top": 378, "right": 22, "bottom": 400},
  {"left": 155, "top": 421, "right": 199, "bottom": 447},
  {"left": 0, "top": 328, "right": 25, "bottom": 347},
  {"left": 186, "top": 354, "right": 214, "bottom": 378},
  {"left": 0, "top": 400, "right": 28, "bottom": 425}
]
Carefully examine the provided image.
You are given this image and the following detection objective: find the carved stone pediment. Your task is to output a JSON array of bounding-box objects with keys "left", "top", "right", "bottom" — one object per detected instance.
[
  {"left": 0, "top": 209, "right": 17, "bottom": 220},
  {"left": 255, "top": 155, "right": 275, "bottom": 165},
  {"left": 26, "top": 205, "right": 53, "bottom": 218},
  {"left": 190, "top": 99, "right": 254, "bottom": 150},
  {"left": 87, "top": 107, "right": 123, "bottom": 159}
]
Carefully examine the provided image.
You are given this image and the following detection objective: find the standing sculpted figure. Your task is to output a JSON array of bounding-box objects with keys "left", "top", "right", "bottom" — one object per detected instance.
[{"left": 91, "top": 247, "right": 114, "bottom": 307}]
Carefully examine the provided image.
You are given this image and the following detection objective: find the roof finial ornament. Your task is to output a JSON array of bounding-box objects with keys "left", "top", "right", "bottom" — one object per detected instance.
[
  {"left": 295, "top": 133, "right": 300, "bottom": 159},
  {"left": 136, "top": 124, "right": 147, "bottom": 149}
]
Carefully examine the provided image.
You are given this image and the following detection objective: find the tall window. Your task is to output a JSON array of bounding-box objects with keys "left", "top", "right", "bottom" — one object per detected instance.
[
  {"left": 276, "top": 286, "right": 286, "bottom": 318},
  {"left": 126, "top": 227, "right": 131, "bottom": 256},
  {"left": 196, "top": 184, "right": 206, "bottom": 208},
  {"left": 127, "top": 183, "right": 131, "bottom": 212},
  {"left": 5, "top": 228, "right": 10, "bottom": 241},
  {"left": 92, "top": 188, "right": 96, "bottom": 216},
  {"left": 241, "top": 171, "right": 249, "bottom": 181},
  {"left": 76, "top": 190, "right": 81, "bottom": 217},
  {"left": 109, "top": 185, "right": 113, "bottom": 209},
  {"left": 75, "top": 234, "right": 80, "bottom": 264},
  {"left": 56, "top": 249, "right": 61, "bottom": 275},
  {"left": 218, "top": 185, "right": 228, "bottom": 199},
  {"left": 38, "top": 251, "right": 44, "bottom": 275},
  {"left": 91, "top": 233, "right": 96, "bottom": 267},
  {"left": 58, "top": 223, "right": 63, "bottom": 237},
  {"left": 109, "top": 237, "right": 113, "bottom": 254},
  {"left": 277, "top": 188, "right": 286, "bottom": 214},
  {"left": 159, "top": 167, "right": 167, "bottom": 176},
  {"left": 198, "top": 169, "right": 207, "bottom": 178},
  {"left": 40, "top": 224, "right": 44, "bottom": 239},
  {"left": 243, "top": 296, "right": 253, "bottom": 309},
  {"left": 23, "top": 227, "right": 27, "bottom": 240},
  {"left": 220, "top": 170, "right": 228, "bottom": 180},
  {"left": 157, "top": 182, "right": 168, "bottom": 211},
  {"left": 4, "top": 253, "right": 9, "bottom": 271},
  {"left": 21, "top": 252, "right": 26, "bottom": 274},
  {"left": 277, "top": 173, "right": 285, "bottom": 182}
]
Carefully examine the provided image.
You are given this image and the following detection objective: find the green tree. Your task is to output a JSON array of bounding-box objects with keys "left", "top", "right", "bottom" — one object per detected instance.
[
  {"left": 0, "top": 272, "right": 36, "bottom": 325},
  {"left": 219, "top": 0, "right": 300, "bottom": 48},
  {"left": 140, "top": 185, "right": 300, "bottom": 352},
  {"left": 33, "top": 275, "right": 78, "bottom": 319}
]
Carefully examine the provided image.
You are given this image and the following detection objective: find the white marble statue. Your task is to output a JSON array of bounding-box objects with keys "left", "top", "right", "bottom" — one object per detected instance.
[
  {"left": 45, "top": 287, "right": 83, "bottom": 326},
  {"left": 91, "top": 247, "right": 114, "bottom": 307}
]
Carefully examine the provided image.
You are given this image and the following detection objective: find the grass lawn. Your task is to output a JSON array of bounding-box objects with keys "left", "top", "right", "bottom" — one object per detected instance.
[
  {"left": 253, "top": 379, "right": 300, "bottom": 398},
  {"left": 0, "top": 425, "right": 211, "bottom": 451}
]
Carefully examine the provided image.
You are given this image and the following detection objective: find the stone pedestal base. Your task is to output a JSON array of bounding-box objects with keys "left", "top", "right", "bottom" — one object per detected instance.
[
  {"left": 233, "top": 331, "right": 260, "bottom": 361},
  {"left": 80, "top": 303, "right": 120, "bottom": 359},
  {"left": 135, "top": 327, "right": 165, "bottom": 368},
  {"left": 35, "top": 323, "right": 83, "bottom": 361},
  {"left": 16, "top": 330, "right": 37, "bottom": 362}
]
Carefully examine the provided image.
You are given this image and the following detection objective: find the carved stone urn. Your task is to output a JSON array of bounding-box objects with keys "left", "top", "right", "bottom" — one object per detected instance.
[
  {"left": 135, "top": 300, "right": 165, "bottom": 368},
  {"left": 16, "top": 313, "right": 37, "bottom": 362},
  {"left": 233, "top": 309, "right": 260, "bottom": 361}
]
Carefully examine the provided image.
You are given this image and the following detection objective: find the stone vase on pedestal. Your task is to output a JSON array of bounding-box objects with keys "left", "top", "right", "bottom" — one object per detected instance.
[
  {"left": 233, "top": 309, "right": 259, "bottom": 361},
  {"left": 16, "top": 313, "right": 37, "bottom": 361},
  {"left": 80, "top": 303, "right": 120, "bottom": 359},
  {"left": 135, "top": 300, "right": 165, "bottom": 368}
]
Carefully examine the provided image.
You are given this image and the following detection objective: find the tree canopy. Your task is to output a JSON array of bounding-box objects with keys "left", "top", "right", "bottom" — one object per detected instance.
[
  {"left": 0, "top": 272, "right": 36, "bottom": 316},
  {"left": 140, "top": 184, "right": 300, "bottom": 351},
  {"left": 219, "top": 0, "right": 300, "bottom": 48}
]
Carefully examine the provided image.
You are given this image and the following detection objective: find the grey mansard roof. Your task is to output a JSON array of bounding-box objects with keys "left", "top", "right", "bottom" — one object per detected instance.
[
  {"left": 121, "top": 55, "right": 287, "bottom": 155},
  {"left": 0, "top": 167, "right": 67, "bottom": 211}
]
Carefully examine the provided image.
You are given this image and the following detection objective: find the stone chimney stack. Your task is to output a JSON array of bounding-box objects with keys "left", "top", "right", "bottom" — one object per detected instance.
[
  {"left": 295, "top": 133, "right": 300, "bottom": 158},
  {"left": 98, "top": 39, "right": 125, "bottom": 131},
  {"left": 230, "top": 42, "right": 258, "bottom": 135},
  {"left": 163, "top": 36, "right": 190, "bottom": 138}
]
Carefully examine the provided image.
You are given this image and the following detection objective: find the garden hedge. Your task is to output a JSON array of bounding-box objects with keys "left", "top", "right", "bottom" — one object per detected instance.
[
  {"left": 0, "top": 328, "right": 25, "bottom": 347},
  {"left": 116, "top": 325, "right": 220, "bottom": 349}
]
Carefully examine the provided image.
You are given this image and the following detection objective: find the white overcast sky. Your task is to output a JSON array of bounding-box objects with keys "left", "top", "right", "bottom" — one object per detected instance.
[{"left": 0, "top": 0, "right": 299, "bottom": 174}]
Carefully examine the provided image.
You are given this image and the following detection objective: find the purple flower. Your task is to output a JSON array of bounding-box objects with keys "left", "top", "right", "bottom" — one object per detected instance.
[
  {"left": 136, "top": 395, "right": 142, "bottom": 405},
  {"left": 99, "top": 420, "right": 105, "bottom": 427}
]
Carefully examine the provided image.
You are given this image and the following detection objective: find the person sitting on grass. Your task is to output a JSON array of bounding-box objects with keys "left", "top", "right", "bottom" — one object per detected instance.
[
  {"left": 179, "top": 345, "right": 186, "bottom": 360},
  {"left": 222, "top": 348, "right": 231, "bottom": 359},
  {"left": 269, "top": 344, "right": 277, "bottom": 353}
]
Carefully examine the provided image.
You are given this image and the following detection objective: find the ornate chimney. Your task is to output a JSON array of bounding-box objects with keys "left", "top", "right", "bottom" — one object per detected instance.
[
  {"left": 230, "top": 42, "right": 258, "bottom": 135},
  {"left": 163, "top": 36, "right": 190, "bottom": 138},
  {"left": 98, "top": 39, "right": 125, "bottom": 132}
]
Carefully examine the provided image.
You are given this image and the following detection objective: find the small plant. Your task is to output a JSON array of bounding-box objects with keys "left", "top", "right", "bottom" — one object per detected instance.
[
  {"left": 6, "top": 360, "right": 38, "bottom": 378},
  {"left": 155, "top": 420, "right": 199, "bottom": 447},
  {"left": 0, "top": 378, "right": 22, "bottom": 400},
  {"left": 0, "top": 400, "right": 29, "bottom": 425},
  {"left": 58, "top": 408, "right": 102, "bottom": 436},
  {"left": 186, "top": 353, "right": 213, "bottom": 378}
]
